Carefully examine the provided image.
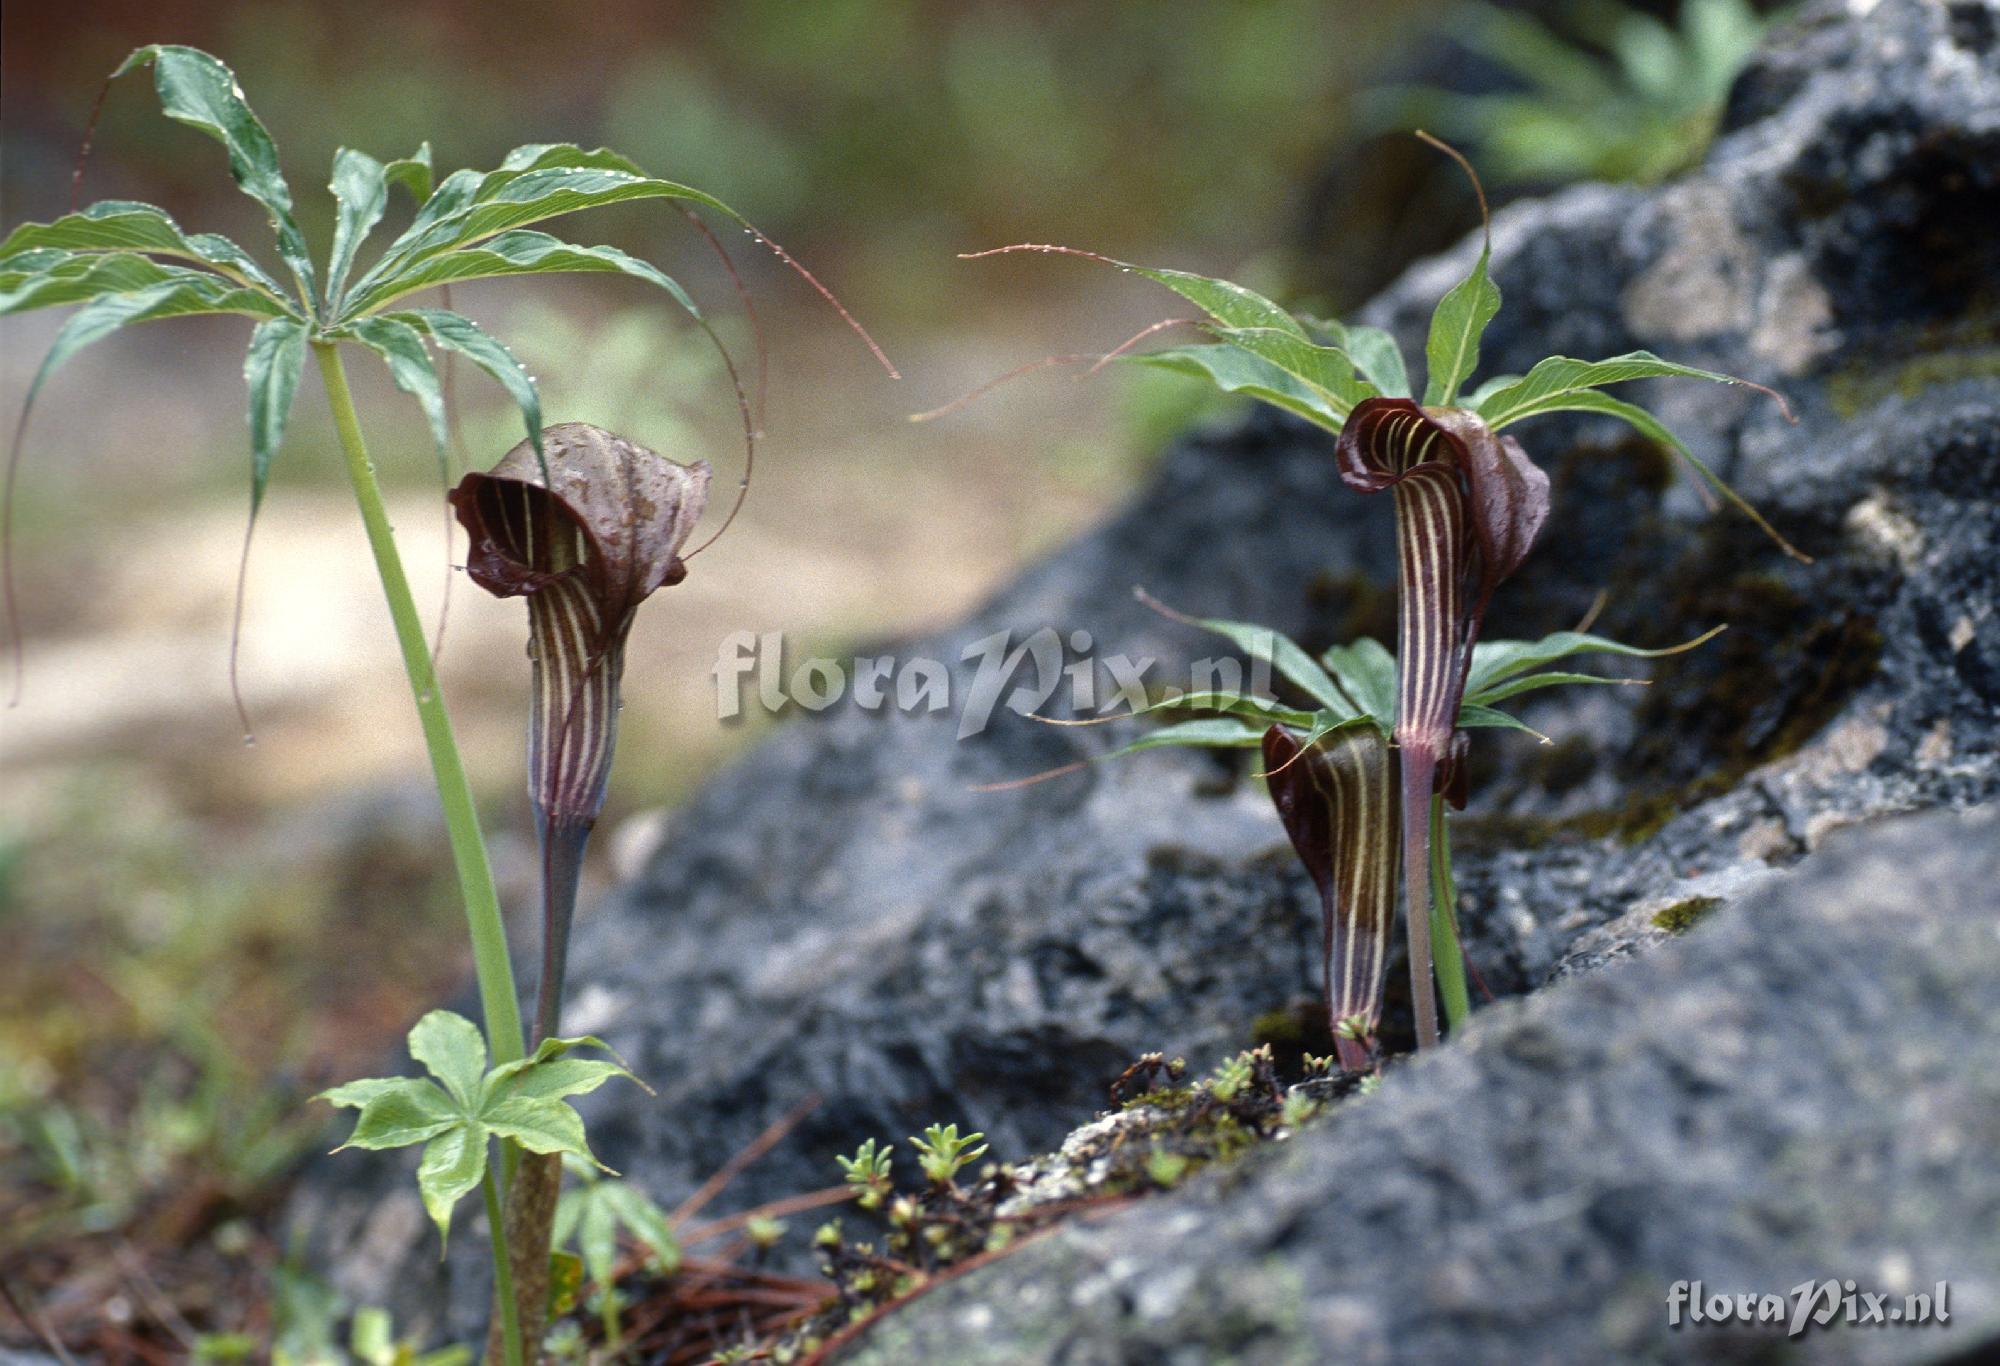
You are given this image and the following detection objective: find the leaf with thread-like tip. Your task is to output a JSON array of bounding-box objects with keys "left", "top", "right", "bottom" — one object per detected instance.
[
  {"left": 112, "top": 46, "right": 317, "bottom": 309},
  {"left": 1422, "top": 237, "right": 1501, "bottom": 408},
  {"left": 341, "top": 230, "right": 703, "bottom": 322},
  {"left": 349, "top": 144, "right": 740, "bottom": 299},
  {"left": 387, "top": 308, "right": 542, "bottom": 460},
  {"left": 415, "top": 1125, "right": 487, "bottom": 1251},
  {"left": 0, "top": 200, "right": 287, "bottom": 296},
  {"left": 244, "top": 315, "right": 307, "bottom": 511},
  {"left": 1474, "top": 350, "right": 1790, "bottom": 429},
  {"left": 1138, "top": 594, "right": 1361, "bottom": 718},
  {"left": 1106, "top": 716, "right": 1271, "bottom": 756},
  {"left": 1484, "top": 383, "right": 1806, "bottom": 560},
  {"left": 1121, "top": 344, "right": 1346, "bottom": 431},
  {"left": 1455, "top": 702, "right": 1548, "bottom": 734},
  {"left": 1464, "top": 625, "right": 1723, "bottom": 698},
  {"left": 1461, "top": 669, "right": 1646, "bottom": 707}
]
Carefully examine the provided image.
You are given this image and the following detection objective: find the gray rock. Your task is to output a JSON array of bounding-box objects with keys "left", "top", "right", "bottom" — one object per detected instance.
[
  {"left": 288, "top": 0, "right": 2000, "bottom": 1351},
  {"left": 842, "top": 804, "right": 2000, "bottom": 1365}
]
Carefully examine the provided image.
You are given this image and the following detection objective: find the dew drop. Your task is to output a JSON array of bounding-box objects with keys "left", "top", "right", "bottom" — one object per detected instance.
[{"left": 242, "top": 734, "right": 257, "bottom": 748}]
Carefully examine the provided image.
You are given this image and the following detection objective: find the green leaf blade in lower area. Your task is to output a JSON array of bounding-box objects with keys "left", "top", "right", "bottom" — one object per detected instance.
[
  {"left": 486, "top": 1058, "right": 634, "bottom": 1105},
  {"left": 1422, "top": 243, "right": 1501, "bottom": 408},
  {"left": 1319, "top": 638, "right": 1398, "bottom": 728},
  {"left": 1302, "top": 316, "right": 1412, "bottom": 399},
  {"left": 1428, "top": 797, "right": 1471, "bottom": 1034},
  {"left": 407, "top": 1009, "right": 490, "bottom": 1110},
  {"left": 1105, "top": 716, "right": 1270, "bottom": 758},
  {"left": 1137, "top": 595, "right": 1359, "bottom": 719},
  {"left": 415, "top": 1125, "right": 488, "bottom": 1250},
  {"left": 600, "top": 1182, "right": 681, "bottom": 1273},
  {"left": 244, "top": 315, "right": 308, "bottom": 511}
]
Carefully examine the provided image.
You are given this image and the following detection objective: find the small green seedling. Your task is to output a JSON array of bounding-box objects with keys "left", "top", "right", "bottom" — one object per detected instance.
[
  {"left": 908, "top": 1124, "right": 988, "bottom": 1189},
  {"left": 551, "top": 1154, "right": 681, "bottom": 1353},
  {"left": 836, "top": 1137, "right": 896, "bottom": 1209},
  {"left": 317, "top": 1010, "right": 646, "bottom": 1250}
]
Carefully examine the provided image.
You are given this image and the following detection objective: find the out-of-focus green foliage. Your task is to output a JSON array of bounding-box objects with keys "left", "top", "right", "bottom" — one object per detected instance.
[{"left": 1372, "top": 0, "right": 1778, "bottom": 185}]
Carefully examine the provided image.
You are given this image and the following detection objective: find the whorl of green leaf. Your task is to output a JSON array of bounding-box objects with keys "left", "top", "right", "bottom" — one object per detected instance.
[{"left": 317, "top": 1009, "right": 641, "bottom": 1251}]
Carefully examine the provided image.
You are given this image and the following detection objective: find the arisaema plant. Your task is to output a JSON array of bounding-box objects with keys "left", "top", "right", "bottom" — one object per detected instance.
[
  {"left": 943, "top": 134, "right": 1796, "bottom": 1056},
  {"left": 1062, "top": 594, "right": 1720, "bottom": 1068},
  {"left": 0, "top": 44, "right": 891, "bottom": 1364}
]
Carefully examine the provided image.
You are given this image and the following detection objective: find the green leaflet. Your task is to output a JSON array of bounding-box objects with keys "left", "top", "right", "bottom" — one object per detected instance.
[
  {"left": 1307, "top": 317, "right": 1412, "bottom": 399},
  {"left": 113, "top": 45, "right": 318, "bottom": 311},
  {"left": 386, "top": 308, "right": 543, "bottom": 461},
  {"left": 318, "top": 1009, "right": 636, "bottom": 1250},
  {"left": 244, "top": 316, "right": 308, "bottom": 510},
  {"left": 0, "top": 252, "right": 292, "bottom": 318},
  {"left": 1421, "top": 237, "right": 1501, "bottom": 408},
  {"left": 338, "top": 316, "right": 451, "bottom": 457},
  {"left": 348, "top": 144, "right": 738, "bottom": 302},
  {"left": 1122, "top": 344, "right": 1346, "bottom": 431},
  {"left": 1319, "top": 637, "right": 1398, "bottom": 727},
  {"left": 1209, "top": 326, "right": 1378, "bottom": 418},
  {"left": 1479, "top": 383, "right": 1806, "bottom": 559},
  {"left": 1138, "top": 593, "right": 1360, "bottom": 718},
  {"left": 1106, "top": 716, "right": 1269, "bottom": 756},
  {"left": 0, "top": 200, "right": 287, "bottom": 297},
  {"left": 341, "top": 229, "right": 703, "bottom": 322},
  {"left": 1474, "top": 350, "right": 1787, "bottom": 429},
  {"left": 1463, "top": 624, "right": 1723, "bottom": 699}
]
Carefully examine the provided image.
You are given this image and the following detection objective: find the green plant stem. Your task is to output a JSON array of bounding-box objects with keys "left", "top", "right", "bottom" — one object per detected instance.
[
  {"left": 1428, "top": 794, "right": 1471, "bottom": 1032},
  {"left": 313, "top": 340, "right": 526, "bottom": 1077},
  {"left": 483, "top": 1166, "right": 526, "bottom": 1366}
]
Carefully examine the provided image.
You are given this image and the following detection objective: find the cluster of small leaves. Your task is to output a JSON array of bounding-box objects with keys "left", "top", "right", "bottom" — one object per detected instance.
[
  {"left": 908, "top": 1123, "right": 988, "bottom": 1189},
  {"left": 552, "top": 1154, "right": 682, "bottom": 1291},
  {"left": 316, "top": 1010, "right": 644, "bottom": 1249},
  {"left": 835, "top": 1137, "right": 895, "bottom": 1209},
  {"left": 0, "top": 44, "right": 772, "bottom": 532},
  {"left": 1371, "top": 0, "right": 1774, "bottom": 186}
]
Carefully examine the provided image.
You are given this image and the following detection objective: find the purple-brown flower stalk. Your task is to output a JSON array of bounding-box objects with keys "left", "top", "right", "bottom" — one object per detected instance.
[
  {"left": 1334, "top": 399, "right": 1549, "bottom": 1047},
  {"left": 451, "top": 421, "right": 711, "bottom": 1043}
]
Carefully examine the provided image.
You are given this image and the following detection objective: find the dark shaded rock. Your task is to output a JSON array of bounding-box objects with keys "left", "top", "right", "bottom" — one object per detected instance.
[
  {"left": 842, "top": 805, "right": 2000, "bottom": 1365},
  {"left": 289, "top": 0, "right": 2000, "bottom": 1350}
]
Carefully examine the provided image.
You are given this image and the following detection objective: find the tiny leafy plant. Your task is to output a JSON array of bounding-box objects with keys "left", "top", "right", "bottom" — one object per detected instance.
[
  {"left": 2, "top": 44, "right": 888, "bottom": 1365},
  {"left": 550, "top": 1155, "right": 681, "bottom": 1355},
  {"left": 836, "top": 1137, "right": 896, "bottom": 1210},
  {"left": 941, "top": 134, "right": 1793, "bottom": 1057},
  {"left": 317, "top": 1010, "right": 646, "bottom": 1365},
  {"left": 908, "top": 1123, "right": 988, "bottom": 1189}
]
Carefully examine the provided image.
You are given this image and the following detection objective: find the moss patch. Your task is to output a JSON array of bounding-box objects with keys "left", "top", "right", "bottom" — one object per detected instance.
[{"left": 1650, "top": 896, "right": 1723, "bottom": 934}]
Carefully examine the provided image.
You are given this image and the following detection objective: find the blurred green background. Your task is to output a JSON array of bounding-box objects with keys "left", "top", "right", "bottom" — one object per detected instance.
[{"left": 0, "top": 0, "right": 1775, "bottom": 1352}]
